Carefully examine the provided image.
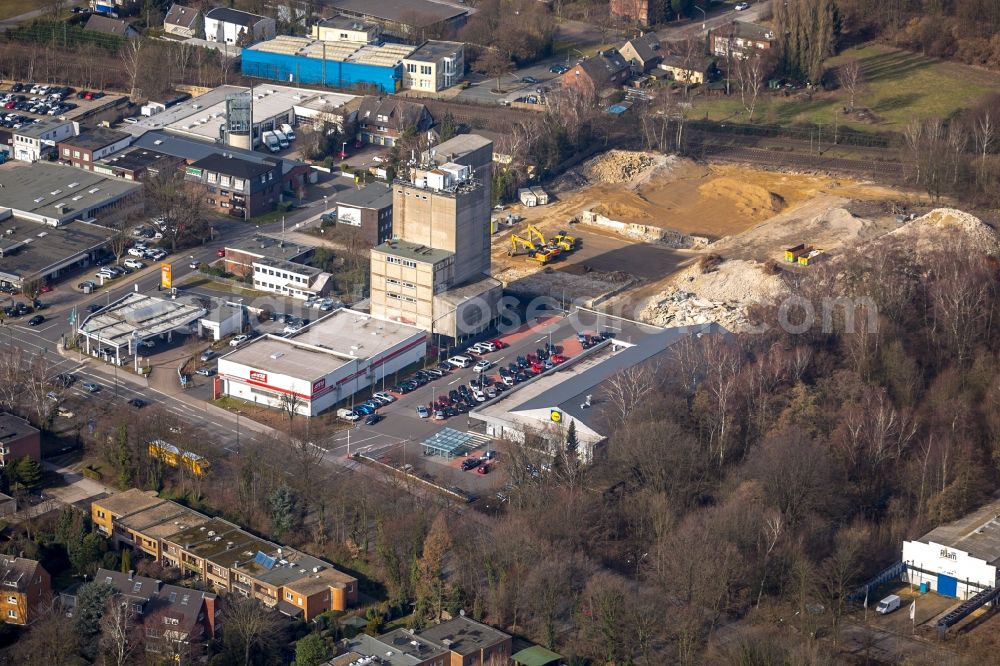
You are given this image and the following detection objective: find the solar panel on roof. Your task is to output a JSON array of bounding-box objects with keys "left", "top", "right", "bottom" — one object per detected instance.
[{"left": 255, "top": 551, "right": 277, "bottom": 570}]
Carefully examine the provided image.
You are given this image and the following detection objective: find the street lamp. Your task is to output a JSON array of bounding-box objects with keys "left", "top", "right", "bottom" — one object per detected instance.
[{"left": 323, "top": 195, "right": 329, "bottom": 212}]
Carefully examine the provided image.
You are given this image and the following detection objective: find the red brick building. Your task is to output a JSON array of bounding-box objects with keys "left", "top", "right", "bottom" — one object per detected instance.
[
  {"left": 0, "top": 413, "right": 40, "bottom": 468},
  {"left": 183, "top": 153, "right": 282, "bottom": 218},
  {"left": 561, "top": 50, "right": 630, "bottom": 99},
  {"left": 610, "top": 0, "right": 653, "bottom": 26}
]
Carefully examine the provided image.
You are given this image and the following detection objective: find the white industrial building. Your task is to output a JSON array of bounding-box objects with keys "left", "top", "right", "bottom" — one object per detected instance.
[
  {"left": 903, "top": 499, "right": 1000, "bottom": 599},
  {"left": 218, "top": 309, "right": 426, "bottom": 416}
]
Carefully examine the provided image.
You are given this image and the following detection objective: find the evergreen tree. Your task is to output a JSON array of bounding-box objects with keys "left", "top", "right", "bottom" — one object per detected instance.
[
  {"left": 566, "top": 420, "right": 579, "bottom": 456},
  {"left": 120, "top": 548, "right": 131, "bottom": 574},
  {"left": 269, "top": 484, "right": 296, "bottom": 538},
  {"left": 73, "top": 582, "right": 115, "bottom": 662},
  {"left": 292, "top": 633, "right": 329, "bottom": 666},
  {"left": 440, "top": 112, "right": 457, "bottom": 142},
  {"left": 14, "top": 456, "right": 41, "bottom": 490}
]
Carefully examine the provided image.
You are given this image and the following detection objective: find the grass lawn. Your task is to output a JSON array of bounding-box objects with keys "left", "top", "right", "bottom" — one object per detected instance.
[
  {"left": 695, "top": 44, "right": 1000, "bottom": 132},
  {"left": 0, "top": 0, "right": 43, "bottom": 21}
]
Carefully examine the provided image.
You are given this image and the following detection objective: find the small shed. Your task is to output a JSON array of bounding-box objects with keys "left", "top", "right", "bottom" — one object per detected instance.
[
  {"left": 518, "top": 187, "right": 538, "bottom": 207},
  {"left": 529, "top": 186, "right": 549, "bottom": 205},
  {"left": 512, "top": 645, "right": 564, "bottom": 666}
]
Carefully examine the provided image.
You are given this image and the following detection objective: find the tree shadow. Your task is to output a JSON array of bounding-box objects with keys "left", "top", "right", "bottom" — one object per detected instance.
[
  {"left": 872, "top": 93, "right": 923, "bottom": 113},
  {"left": 860, "top": 50, "right": 935, "bottom": 84}
]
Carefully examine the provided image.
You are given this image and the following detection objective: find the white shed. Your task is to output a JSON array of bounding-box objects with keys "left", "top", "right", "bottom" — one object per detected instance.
[
  {"left": 902, "top": 499, "right": 1000, "bottom": 599},
  {"left": 518, "top": 187, "right": 537, "bottom": 207},
  {"left": 530, "top": 186, "right": 549, "bottom": 205}
]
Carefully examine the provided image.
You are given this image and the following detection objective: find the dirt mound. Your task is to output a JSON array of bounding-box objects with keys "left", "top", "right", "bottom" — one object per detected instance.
[
  {"left": 887, "top": 208, "right": 1000, "bottom": 255},
  {"left": 697, "top": 178, "right": 786, "bottom": 218},
  {"left": 584, "top": 150, "right": 672, "bottom": 185},
  {"left": 640, "top": 259, "right": 788, "bottom": 330},
  {"left": 590, "top": 199, "right": 651, "bottom": 221}
]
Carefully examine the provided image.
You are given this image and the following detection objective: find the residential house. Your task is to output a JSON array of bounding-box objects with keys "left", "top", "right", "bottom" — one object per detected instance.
[
  {"left": 402, "top": 41, "right": 465, "bottom": 92},
  {"left": 163, "top": 4, "right": 203, "bottom": 39},
  {"left": 417, "top": 615, "right": 513, "bottom": 666},
  {"left": 332, "top": 632, "right": 448, "bottom": 666},
  {"left": 12, "top": 119, "right": 77, "bottom": 162},
  {"left": 221, "top": 234, "right": 331, "bottom": 300},
  {"left": 0, "top": 413, "right": 41, "bottom": 467},
  {"left": 355, "top": 97, "right": 433, "bottom": 147},
  {"left": 183, "top": 153, "right": 282, "bottom": 218},
  {"left": 204, "top": 7, "right": 276, "bottom": 45},
  {"left": 0, "top": 557, "right": 51, "bottom": 626},
  {"left": 561, "top": 50, "right": 630, "bottom": 99},
  {"left": 709, "top": 22, "right": 776, "bottom": 59},
  {"left": 92, "top": 491, "right": 359, "bottom": 620},
  {"left": 94, "top": 147, "right": 184, "bottom": 181},
  {"left": 84, "top": 14, "right": 139, "bottom": 40},
  {"left": 334, "top": 182, "right": 393, "bottom": 245},
  {"left": 312, "top": 14, "right": 381, "bottom": 44},
  {"left": 610, "top": 0, "right": 653, "bottom": 26},
  {"left": 657, "top": 54, "right": 715, "bottom": 85},
  {"left": 92, "top": 569, "right": 217, "bottom": 655},
  {"left": 57, "top": 127, "right": 132, "bottom": 171},
  {"left": 619, "top": 32, "right": 662, "bottom": 74}
]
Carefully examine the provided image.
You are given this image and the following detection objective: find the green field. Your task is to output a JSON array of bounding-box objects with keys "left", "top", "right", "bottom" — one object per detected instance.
[
  {"left": 695, "top": 44, "right": 1000, "bottom": 132},
  {"left": 0, "top": 0, "right": 44, "bottom": 21}
]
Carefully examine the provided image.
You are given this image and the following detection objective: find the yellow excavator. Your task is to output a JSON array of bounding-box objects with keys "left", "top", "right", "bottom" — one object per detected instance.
[
  {"left": 550, "top": 230, "right": 577, "bottom": 253},
  {"left": 509, "top": 224, "right": 562, "bottom": 264}
]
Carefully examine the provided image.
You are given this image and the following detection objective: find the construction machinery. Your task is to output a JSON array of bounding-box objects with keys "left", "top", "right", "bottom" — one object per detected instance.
[
  {"left": 551, "top": 230, "right": 577, "bottom": 252},
  {"left": 509, "top": 224, "right": 562, "bottom": 264}
]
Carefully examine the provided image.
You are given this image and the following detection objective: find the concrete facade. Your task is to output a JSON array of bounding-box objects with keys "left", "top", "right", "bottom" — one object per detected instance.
[{"left": 402, "top": 41, "right": 465, "bottom": 91}]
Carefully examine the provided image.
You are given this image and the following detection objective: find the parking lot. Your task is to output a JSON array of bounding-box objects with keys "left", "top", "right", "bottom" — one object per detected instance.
[{"left": 0, "top": 82, "right": 120, "bottom": 127}]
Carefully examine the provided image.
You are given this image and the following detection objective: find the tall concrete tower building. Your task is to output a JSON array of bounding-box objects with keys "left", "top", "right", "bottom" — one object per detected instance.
[{"left": 370, "top": 134, "right": 501, "bottom": 340}]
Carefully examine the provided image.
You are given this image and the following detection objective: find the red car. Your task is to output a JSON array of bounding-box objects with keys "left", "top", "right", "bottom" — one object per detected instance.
[
  {"left": 40, "top": 284, "right": 52, "bottom": 293},
  {"left": 477, "top": 463, "right": 490, "bottom": 474},
  {"left": 551, "top": 353, "right": 565, "bottom": 364},
  {"left": 216, "top": 248, "right": 226, "bottom": 257},
  {"left": 490, "top": 339, "right": 505, "bottom": 349}
]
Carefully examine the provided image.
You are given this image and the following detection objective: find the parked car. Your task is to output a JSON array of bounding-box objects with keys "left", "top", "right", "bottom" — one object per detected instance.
[
  {"left": 229, "top": 334, "right": 250, "bottom": 347},
  {"left": 447, "top": 355, "right": 472, "bottom": 368},
  {"left": 123, "top": 258, "right": 145, "bottom": 269},
  {"left": 461, "top": 458, "right": 481, "bottom": 471},
  {"left": 27, "top": 314, "right": 44, "bottom": 326},
  {"left": 46, "top": 391, "right": 60, "bottom": 402},
  {"left": 477, "top": 463, "right": 490, "bottom": 474},
  {"left": 416, "top": 405, "right": 430, "bottom": 418},
  {"left": 195, "top": 367, "right": 216, "bottom": 376},
  {"left": 521, "top": 76, "right": 538, "bottom": 84},
  {"left": 127, "top": 398, "right": 147, "bottom": 408},
  {"left": 735, "top": 2, "right": 750, "bottom": 10},
  {"left": 549, "top": 64, "right": 569, "bottom": 74},
  {"left": 82, "top": 382, "right": 100, "bottom": 392},
  {"left": 474, "top": 359, "right": 492, "bottom": 373},
  {"left": 199, "top": 350, "right": 216, "bottom": 362},
  {"left": 365, "top": 413, "right": 383, "bottom": 425}
]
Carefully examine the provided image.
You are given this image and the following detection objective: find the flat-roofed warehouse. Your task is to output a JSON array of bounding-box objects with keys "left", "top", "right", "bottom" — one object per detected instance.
[
  {"left": 242, "top": 35, "right": 414, "bottom": 92},
  {"left": 903, "top": 497, "right": 1000, "bottom": 599},
  {"left": 217, "top": 308, "right": 426, "bottom": 416},
  {"left": 0, "top": 212, "right": 113, "bottom": 290},
  {"left": 0, "top": 161, "right": 141, "bottom": 226}
]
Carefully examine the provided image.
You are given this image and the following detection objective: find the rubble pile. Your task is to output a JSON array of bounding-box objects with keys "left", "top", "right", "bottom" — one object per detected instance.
[
  {"left": 584, "top": 150, "right": 673, "bottom": 185},
  {"left": 640, "top": 259, "right": 788, "bottom": 330},
  {"left": 887, "top": 208, "right": 1000, "bottom": 255}
]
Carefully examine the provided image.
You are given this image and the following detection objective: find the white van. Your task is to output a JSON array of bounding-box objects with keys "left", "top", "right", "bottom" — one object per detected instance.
[
  {"left": 279, "top": 123, "right": 296, "bottom": 141},
  {"left": 337, "top": 408, "right": 360, "bottom": 422},
  {"left": 273, "top": 130, "right": 290, "bottom": 149},
  {"left": 447, "top": 355, "right": 472, "bottom": 368},
  {"left": 876, "top": 594, "right": 901, "bottom": 614}
]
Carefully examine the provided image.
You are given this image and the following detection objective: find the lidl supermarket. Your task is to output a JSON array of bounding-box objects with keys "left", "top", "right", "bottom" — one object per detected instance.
[{"left": 217, "top": 308, "right": 425, "bottom": 416}]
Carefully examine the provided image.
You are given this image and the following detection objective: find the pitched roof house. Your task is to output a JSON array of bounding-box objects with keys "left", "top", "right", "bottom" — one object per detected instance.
[
  {"left": 84, "top": 15, "right": 139, "bottom": 40},
  {"left": 0, "top": 557, "right": 51, "bottom": 626},
  {"left": 619, "top": 33, "right": 663, "bottom": 73},
  {"left": 164, "top": 4, "right": 203, "bottom": 39},
  {"left": 561, "top": 50, "right": 630, "bottom": 98},
  {"left": 355, "top": 97, "right": 433, "bottom": 147}
]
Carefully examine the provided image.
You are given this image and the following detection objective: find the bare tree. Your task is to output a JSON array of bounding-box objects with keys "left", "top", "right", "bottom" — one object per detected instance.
[
  {"left": 735, "top": 50, "right": 767, "bottom": 122},
  {"left": 100, "top": 598, "right": 142, "bottom": 666},
  {"left": 478, "top": 48, "right": 514, "bottom": 95},
  {"left": 120, "top": 39, "right": 144, "bottom": 100},
  {"left": 837, "top": 58, "right": 864, "bottom": 112},
  {"left": 602, "top": 363, "right": 658, "bottom": 426},
  {"left": 222, "top": 596, "right": 284, "bottom": 666},
  {"left": 972, "top": 110, "right": 995, "bottom": 184}
]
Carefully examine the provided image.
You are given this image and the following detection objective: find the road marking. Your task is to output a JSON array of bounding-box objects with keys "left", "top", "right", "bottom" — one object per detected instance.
[{"left": 447, "top": 377, "right": 461, "bottom": 385}]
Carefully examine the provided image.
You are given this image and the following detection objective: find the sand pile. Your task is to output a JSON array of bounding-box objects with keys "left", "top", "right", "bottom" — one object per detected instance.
[
  {"left": 640, "top": 259, "right": 788, "bottom": 330},
  {"left": 887, "top": 208, "right": 1000, "bottom": 255},
  {"left": 698, "top": 178, "right": 786, "bottom": 218},
  {"left": 584, "top": 150, "right": 673, "bottom": 185}
]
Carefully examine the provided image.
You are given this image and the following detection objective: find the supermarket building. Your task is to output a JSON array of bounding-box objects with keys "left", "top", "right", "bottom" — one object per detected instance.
[{"left": 217, "top": 308, "right": 425, "bottom": 416}]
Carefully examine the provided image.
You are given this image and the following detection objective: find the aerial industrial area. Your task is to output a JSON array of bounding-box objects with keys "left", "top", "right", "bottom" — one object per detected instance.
[{"left": 0, "top": 0, "right": 999, "bottom": 664}]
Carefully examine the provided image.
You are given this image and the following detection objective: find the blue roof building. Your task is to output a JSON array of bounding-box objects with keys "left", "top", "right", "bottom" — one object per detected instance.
[{"left": 242, "top": 35, "right": 411, "bottom": 93}]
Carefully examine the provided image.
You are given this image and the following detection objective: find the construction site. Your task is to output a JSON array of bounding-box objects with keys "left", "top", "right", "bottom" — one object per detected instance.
[{"left": 490, "top": 149, "right": 999, "bottom": 330}]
